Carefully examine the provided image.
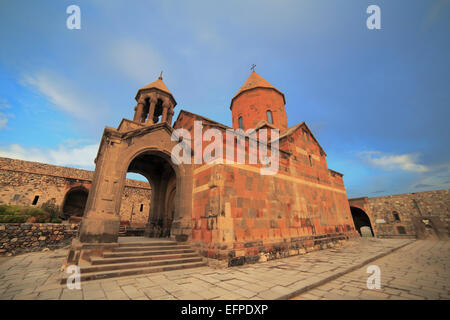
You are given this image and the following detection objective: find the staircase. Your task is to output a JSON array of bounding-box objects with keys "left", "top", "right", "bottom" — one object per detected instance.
[
  {"left": 62, "top": 238, "right": 206, "bottom": 283},
  {"left": 118, "top": 225, "right": 127, "bottom": 237}
]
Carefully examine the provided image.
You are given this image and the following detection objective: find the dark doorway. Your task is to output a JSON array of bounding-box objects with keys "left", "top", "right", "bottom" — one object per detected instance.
[
  {"left": 62, "top": 188, "right": 89, "bottom": 219},
  {"left": 127, "top": 151, "right": 177, "bottom": 238},
  {"left": 350, "top": 206, "right": 374, "bottom": 236}
]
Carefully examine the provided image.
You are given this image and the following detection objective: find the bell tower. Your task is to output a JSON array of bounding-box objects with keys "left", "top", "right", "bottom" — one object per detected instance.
[
  {"left": 133, "top": 74, "right": 177, "bottom": 126},
  {"left": 230, "top": 71, "right": 288, "bottom": 132}
]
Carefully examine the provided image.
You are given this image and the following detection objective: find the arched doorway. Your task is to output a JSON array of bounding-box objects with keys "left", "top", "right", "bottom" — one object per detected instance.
[
  {"left": 62, "top": 187, "right": 89, "bottom": 219},
  {"left": 126, "top": 150, "right": 178, "bottom": 238},
  {"left": 350, "top": 206, "right": 374, "bottom": 236}
]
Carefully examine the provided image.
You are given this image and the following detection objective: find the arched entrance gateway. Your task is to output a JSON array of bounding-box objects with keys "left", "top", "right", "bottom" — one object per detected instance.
[
  {"left": 126, "top": 150, "right": 177, "bottom": 238},
  {"left": 350, "top": 206, "right": 374, "bottom": 236},
  {"left": 62, "top": 187, "right": 89, "bottom": 219}
]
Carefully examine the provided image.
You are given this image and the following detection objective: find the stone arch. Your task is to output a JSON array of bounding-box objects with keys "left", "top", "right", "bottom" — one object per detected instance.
[
  {"left": 350, "top": 206, "right": 374, "bottom": 236},
  {"left": 119, "top": 147, "right": 183, "bottom": 238},
  {"left": 62, "top": 186, "right": 89, "bottom": 219},
  {"left": 79, "top": 125, "right": 193, "bottom": 243}
]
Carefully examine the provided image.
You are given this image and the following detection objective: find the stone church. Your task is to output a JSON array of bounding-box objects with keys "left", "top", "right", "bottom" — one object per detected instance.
[{"left": 74, "top": 71, "right": 358, "bottom": 266}]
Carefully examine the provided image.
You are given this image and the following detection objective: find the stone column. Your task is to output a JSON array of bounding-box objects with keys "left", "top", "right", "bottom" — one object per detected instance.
[
  {"left": 79, "top": 133, "right": 123, "bottom": 243},
  {"left": 167, "top": 108, "right": 174, "bottom": 126},
  {"left": 161, "top": 103, "right": 169, "bottom": 123},
  {"left": 146, "top": 98, "right": 156, "bottom": 125},
  {"left": 134, "top": 103, "right": 144, "bottom": 123}
]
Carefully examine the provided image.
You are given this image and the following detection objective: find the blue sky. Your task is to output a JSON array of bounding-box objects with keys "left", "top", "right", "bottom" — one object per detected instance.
[{"left": 0, "top": 0, "right": 449, "bottom": 198}]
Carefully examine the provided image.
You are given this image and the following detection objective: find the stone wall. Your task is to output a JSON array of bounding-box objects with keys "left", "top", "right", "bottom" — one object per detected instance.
[
  {"left": 349, "top": 189, "right": 450, "bottom": 239},
  {"left": 174, "top": 111, "right": 358, "bottom": 265},
  {"left": 0, "top": 223, "right": 78, "bottom": 256},
  {"left": 0, "top": 157, "right": 151, "bottom": 226}
]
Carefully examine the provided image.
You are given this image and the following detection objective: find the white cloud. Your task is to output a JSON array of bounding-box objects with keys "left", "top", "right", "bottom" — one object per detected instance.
[
  {"left": 0, "top": 143, "right": 98, "bottom": 169},
  {"left": 0, "top": 113, "right": 7, "bottom": 130},
  {"left": 21, "top": 70, "right": 106, "bottom": 121},
  {"left": 0, "top": 99, "right": 13, "bottom": 130},
  {"left": 359, "top": 151, "right": 429, "bottom": 173},
  {"left": 411, "top": 163, "right": 450, "bottom": 190}
]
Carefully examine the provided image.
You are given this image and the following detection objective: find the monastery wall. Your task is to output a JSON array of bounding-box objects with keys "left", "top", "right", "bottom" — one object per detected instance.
[
  {"left": 349, "top": 189, "right": 450, "bottom": 240},
  {"left": 0, "top": 157, "right": 151, "bottom": 226}
]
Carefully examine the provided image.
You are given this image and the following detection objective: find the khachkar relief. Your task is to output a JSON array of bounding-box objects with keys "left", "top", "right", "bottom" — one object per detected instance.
[{"left": 101, "top": 175, "right": 119, "bottom": 214}]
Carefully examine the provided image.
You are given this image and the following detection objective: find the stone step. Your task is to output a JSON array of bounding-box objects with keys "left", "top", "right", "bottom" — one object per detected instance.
[
  {"left": 118, "top": 241, "right": 177, "bottom": 248},
  {"left": 90, "top": 252, "right": 199, "bottom": 265},
  {"left": 103, "top": 248, "right": 196, "bottom": 258},
  {"left": 60, "top": 260, "right": 207, "bottom": 283},
  {"left": 112, "top": 245, "right": 191, "bottom": 252},
  {"left": 80, "top": 256, "right": 203, "bottom": 273}
]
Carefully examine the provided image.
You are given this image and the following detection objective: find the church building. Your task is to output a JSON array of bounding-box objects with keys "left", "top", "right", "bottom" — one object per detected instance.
[{"left": 75, "top": 71, "right": 357, "bottom": 267}]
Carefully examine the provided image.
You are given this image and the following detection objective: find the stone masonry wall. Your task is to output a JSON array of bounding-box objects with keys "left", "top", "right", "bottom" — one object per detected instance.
[
  {"left": 173, "top": 112, "right": 357, "bottom": 266},
  {"left": 0, "top": 223, "right": 78, "bottom": 256},
  {"left": 0, "top": 157, "right": 151, "bottom": 226},
  {"left": 369, "top": 189, "right": 450, "bottom": 238},
  {"left": 349, "top": 189, "right": 450, "bottom": 239}
]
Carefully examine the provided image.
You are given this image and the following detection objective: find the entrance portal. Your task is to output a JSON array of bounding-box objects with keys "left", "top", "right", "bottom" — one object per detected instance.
[
  {"left": 127, "top": 150, "right": 177, "bottom": 238},
  {"left": 350, "top": 206, "right": 374, "bottom": 236},
  {"left": 62, "top": 187, "right": 89, "bottom": 219}
]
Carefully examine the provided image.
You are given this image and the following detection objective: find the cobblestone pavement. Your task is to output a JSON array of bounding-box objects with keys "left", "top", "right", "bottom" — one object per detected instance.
[
  {"left": 292, "top": 240, "right": 450, "bottom": 300},
  {"left": 0, "top": 238, "right": 415, "bottom": 300}
]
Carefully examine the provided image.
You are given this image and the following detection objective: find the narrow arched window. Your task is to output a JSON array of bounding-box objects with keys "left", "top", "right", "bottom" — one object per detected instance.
[
  {"left": 266, "top": 110, "right": 273, "bottom": 124},
  {"left": 393, "top": 211, "right": 400, "bottom": 221},
  {"left": 238, "top": 116, "right": 244, "bottom": 130},
  {"left": 32, "top": 195, "right": 39, "bottom": 205}
]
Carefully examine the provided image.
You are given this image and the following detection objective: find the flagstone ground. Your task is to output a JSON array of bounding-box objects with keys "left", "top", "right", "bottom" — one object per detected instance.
[
  {"left": 292, "top": 239, "right": 450, "bottom": 300},
  {"left": 1, "top": 238, "right": 448, "bottom": 300}
]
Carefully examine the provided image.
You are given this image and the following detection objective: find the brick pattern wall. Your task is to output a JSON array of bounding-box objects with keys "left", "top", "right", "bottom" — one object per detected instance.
[
  {"left": 174, "top": 111, "right": 357, "bottom": 265},
  {"left": 0, "top": 157, "right": 151, "bottom": 225},
  {"left": 231, "top": 88, "right": 288, "bottom": 132}
]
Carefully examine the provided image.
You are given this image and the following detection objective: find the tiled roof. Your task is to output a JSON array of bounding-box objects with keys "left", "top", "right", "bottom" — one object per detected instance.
[
  {"left": 231, "top": 72, "right": 285, "bottom": 105},
  {"left": 138, "top": 78, "right": 172, "bottom": 95}
]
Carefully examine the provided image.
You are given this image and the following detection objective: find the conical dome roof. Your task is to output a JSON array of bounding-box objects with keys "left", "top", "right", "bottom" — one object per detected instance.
[
  {"left": 231, "top": 71, "right": 285, "bottom": 107},
  {"left": 135, "top": 75, "right": 176, "bottom": 106},
  {"left": 138, "top": 77, "right": 172, "bottom": 95}
]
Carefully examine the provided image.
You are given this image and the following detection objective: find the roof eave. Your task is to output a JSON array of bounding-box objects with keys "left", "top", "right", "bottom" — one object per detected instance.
[{"left": 229, "top": 87, "right": 286, "bottom": 110}]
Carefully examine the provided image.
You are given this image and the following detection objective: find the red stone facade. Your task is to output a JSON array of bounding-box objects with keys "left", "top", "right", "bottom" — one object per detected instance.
[
  {"left": 172, "top": 110, "right": 357, "bottom": 263},
  {"left": 230, "top": 72, "right": 288, "bottom": 132}
]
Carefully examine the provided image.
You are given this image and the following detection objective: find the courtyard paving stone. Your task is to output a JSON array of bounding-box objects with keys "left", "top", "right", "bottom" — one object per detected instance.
[
  {"left": 2, "top": 238, "right": 442, "bottom": 300},
  {"left": 292, "top": 240, "right": 450, "bottom": 300}
]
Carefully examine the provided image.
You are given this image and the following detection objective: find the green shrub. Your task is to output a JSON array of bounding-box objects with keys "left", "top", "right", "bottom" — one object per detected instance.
[
  {"left": 27, "top": 208, "right": 45, "bottom": 216},
  {"left": 4, "top": 207, "right": 18, "bottom": 215},
  {"left": 0, "top": 205, "right": 27, "bottom": 215},
  {"left": 35, "top": 212, "right": 51, "bottom": 223},
  {"left": 0, "top": 204, "right": 58, "bottom": 223},
  {"left": 0, "top": 215, "right": 29, "bottom": 223},
  {"left": 50, "top": 217, "right": 62, "bottom": 223},
  {"left": 0, "top": 205, "right": 8, "bottom": 214},
  {"left": 41, "top": 202, "right": 62, "bottom": 219}
]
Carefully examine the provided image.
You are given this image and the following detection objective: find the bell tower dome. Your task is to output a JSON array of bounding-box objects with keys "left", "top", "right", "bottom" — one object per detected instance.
[
  {"left": 230, "top": 71, "right": 288, "bottom": 132},
  {"left": 133, "top": 74, "right": 177, "bottom": 126}
]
